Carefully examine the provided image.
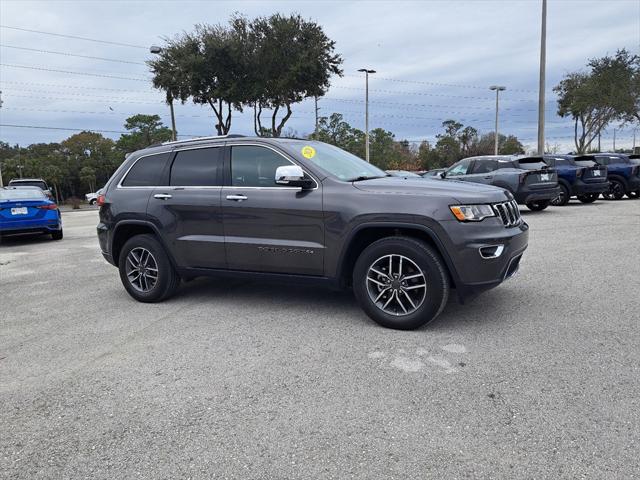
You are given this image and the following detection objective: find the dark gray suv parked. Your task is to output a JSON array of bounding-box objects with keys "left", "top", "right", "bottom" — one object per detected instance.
[
  {"left": 443, "top": 155, "right": 560, "bottom": 211},
  {"left": 97, "top": 136, "right": 528, "bottom": 329}
]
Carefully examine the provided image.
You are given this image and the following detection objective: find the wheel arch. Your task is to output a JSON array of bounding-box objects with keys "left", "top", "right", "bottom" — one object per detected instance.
[
  {"left": 336, "top": 223, "right": 459, "bottom": 289},
  {"left": 111, "top": 220, "right": 175, "bottom": 267}
]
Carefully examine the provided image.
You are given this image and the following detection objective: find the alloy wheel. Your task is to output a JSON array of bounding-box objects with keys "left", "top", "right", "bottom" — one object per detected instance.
[
  {"left": 125, "top": 247, "right": 159, "bottom": 293},
  {"left": 366, "top": 254, "right": 427, "bottom": 316}
]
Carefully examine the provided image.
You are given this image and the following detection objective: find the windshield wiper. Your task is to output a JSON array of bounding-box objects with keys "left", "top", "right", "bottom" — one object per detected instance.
[{"left": 349, "top": 175, "right": 388, "bottom": 182}]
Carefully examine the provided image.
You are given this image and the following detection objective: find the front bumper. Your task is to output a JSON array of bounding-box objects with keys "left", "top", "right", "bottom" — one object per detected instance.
[
  {"left": 514, "top": 186, "right": 561, "bottom": 204},
  {"left": 437, "top": 217, "right": 529, "bottom": 302}
]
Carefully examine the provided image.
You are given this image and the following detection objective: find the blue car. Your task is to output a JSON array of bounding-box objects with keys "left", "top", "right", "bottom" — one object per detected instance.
[
  {"left": 592, "top": 153, "right": 640, "bottom": 200},
  {"left": 0, "top": 187, "right": 63, "bottom": 240},
  {"left": 543, "top": 155, "right": 609, "bottom": 205}
]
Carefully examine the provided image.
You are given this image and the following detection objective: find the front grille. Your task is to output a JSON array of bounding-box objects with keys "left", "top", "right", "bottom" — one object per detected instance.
[{"left": 493, "top": 200, "right": 521, "bottom": 227}]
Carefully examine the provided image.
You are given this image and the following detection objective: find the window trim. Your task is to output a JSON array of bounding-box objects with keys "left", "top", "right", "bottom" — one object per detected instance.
[{"left": 224, "top": 143, "right": 319, "bottom": 190}]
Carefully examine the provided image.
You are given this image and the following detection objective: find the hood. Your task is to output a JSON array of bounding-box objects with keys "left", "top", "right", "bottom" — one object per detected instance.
[{"left": 352, "top": 177, "right": 512, "bottom": 203}]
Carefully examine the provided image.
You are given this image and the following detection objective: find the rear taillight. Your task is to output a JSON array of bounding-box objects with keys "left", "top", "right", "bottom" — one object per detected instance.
[
  {"left": 519, "top": 172, "right": 527, "bottom": 184},
  {"left": 37, "top": 204, "right": 58, "bottom": 210},
  {"left": 97, "top": 194, "right": 106, "bottom": 206}
]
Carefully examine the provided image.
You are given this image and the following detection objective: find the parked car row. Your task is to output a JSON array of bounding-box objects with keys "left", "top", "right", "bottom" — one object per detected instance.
[{"left": 417, "top": 152, "right": 640, "bottom": 209}]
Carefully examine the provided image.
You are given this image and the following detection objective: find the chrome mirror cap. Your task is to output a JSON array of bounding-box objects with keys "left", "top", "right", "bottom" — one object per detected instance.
[{"left": 275, "top": 165, "right": 305, "bottom": 185}]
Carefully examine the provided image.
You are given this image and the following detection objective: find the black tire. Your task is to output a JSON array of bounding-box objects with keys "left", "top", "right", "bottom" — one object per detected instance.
[
  {"left": 577, "top": 193, "right": 598, "bottom": 203},
  {"left": 603, "top": 179, "right": 625, "bottom": 200},
  {"left": 352, "top": 236, "right": 449, "bottom": 330},
  {"left": 626, "top": 190, "right": 639, "bottom": 199},
  {"left": 525, "top": 200, "right": 550, "bottom": 211},
  {"left": 118, "top": 234, "right": 180, "bottom": 303},
  {"left": 551, "top": 184, "right": 570, "bottom": 206},
  {"left": 89, "top": 199, "right": 97, "bottom": 205},
  {"left": 51, "top": 229, "right": 63, "bottom": 240}
]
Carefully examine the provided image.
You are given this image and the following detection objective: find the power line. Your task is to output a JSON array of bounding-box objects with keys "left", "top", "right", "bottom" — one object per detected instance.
[
  {"left": 0, "top": 123, "right": 202, "bottom": 137},
  {"left": 0, "top": 25, "right": 147, "bottom": 49},
  {"left": 0, "top": 63, "right": 150, "bottom": 81},
  {"left": 0, "top": 44, "right": 147, "bottom": 66}
]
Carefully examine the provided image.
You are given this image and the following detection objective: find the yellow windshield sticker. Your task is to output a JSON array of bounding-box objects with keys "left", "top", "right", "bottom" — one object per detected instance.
[{"left": 301, "top": 146, "right": 316, "bottom": 159}]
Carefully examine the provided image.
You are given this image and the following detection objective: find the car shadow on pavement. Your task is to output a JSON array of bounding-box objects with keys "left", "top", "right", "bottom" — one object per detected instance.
[
  {"left": 0, "top": 233, "right": 55, "bottom": 247},
  {"left": 168, "top": 275, "right": 519, "bottom": 332}
]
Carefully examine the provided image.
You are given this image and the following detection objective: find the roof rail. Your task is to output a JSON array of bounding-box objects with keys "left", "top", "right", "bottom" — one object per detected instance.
[{"left": 162, "top": 134, "right": 245, "bottom": 146}]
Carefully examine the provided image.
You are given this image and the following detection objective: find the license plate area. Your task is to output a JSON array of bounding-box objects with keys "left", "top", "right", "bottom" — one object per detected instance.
[{"left": 11, "top": 207, "right": 28, "bottom": 215}]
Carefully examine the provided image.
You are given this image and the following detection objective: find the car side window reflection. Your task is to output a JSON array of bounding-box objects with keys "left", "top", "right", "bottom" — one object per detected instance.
[{"left": 231, "top": 146, "right": 292, "bottom": 187}]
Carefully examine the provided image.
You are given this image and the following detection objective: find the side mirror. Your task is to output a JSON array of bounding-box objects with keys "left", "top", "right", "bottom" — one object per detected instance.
[
  {"left": 275, "top": 165, "right": 313, "bottom": 189},
  {"left": 440, "top": 171, "right": 447, "bottom": 179}
]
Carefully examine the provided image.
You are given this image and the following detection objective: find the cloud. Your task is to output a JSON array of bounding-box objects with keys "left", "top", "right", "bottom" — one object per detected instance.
[{"left": 1, "top": 0, "right": 638, "bottom": 152}]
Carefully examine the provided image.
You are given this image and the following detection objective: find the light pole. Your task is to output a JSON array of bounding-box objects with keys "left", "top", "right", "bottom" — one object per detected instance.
[
  {"left": 633, "top": 128, "right": 638, "bottom": 153},
  {"left": 150, "top": 45, "right": 177, "bottom": 141},
  {"left": 489, "top": 85, "right": 506, "bottom": 155},
  {"left": 358, "top": 68, "right": 376, "bottom": 162},
  {"left": 537, "top": 0, "right": 547, "bottom": 155}
]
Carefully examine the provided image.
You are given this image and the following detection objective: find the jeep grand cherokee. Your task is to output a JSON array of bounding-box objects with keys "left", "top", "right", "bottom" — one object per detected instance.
[{"left": 97, "top": 136, "right": 529, "bottom": 330}]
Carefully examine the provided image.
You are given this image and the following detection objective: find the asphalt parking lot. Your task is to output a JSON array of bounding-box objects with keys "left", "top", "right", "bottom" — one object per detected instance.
[{"left": 1, "top": 200, "right": 639, "bottom": 479}]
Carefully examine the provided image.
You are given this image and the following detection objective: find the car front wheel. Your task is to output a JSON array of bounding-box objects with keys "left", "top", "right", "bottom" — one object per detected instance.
[
  {"left": 526, "top": 200, "right": 550, "bottom": 211},
  {"left": 551, "top": 184, "right": 570, "bottom": 206},
  {"left": 118, "top": 234, "right": 180, "bottom": 303},
  {"left": 602, "top": 179, "right": 625, "bottom": 200},
  {"left": 353, "top": 237, "right": 449, "bottom": 330}
]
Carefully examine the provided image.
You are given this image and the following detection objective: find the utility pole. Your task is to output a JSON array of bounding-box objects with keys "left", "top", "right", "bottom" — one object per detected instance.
[
  {"left": 150, "top": 45, "right": 177, "bottom": 141},
  {"left": 314, "top": 96, "right": 319, "bottom": 136},
  {"left": 358, "top": 68, "right": 376, "bottom": 162},
  {"left": 537, "top": 0, "right": 547, "bottom": 155},
  {"left": 613, "top": 128, "right": 616, "bottom": 151},
  {"left": 598, "top": 133, "right": 601, "bottom": 152},
  {"left": 489, "top": 86, "right": 506, "bottom": 155},
  {"left": 633, "top": 128, "right": 637, "bottom": 153}
]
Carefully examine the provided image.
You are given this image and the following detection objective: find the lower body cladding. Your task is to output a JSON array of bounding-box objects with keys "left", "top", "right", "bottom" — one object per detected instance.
[
  {"left": 438, "top": 218, "right": 529, "bottom": 302},
  {"left": 513, "top": 186, "right": 560, "bottom": 204}
]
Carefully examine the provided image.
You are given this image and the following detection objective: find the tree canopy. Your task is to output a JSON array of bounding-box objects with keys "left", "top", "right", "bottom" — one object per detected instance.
[
  {"left": 148, "top": 14, "right": 343, "bottom": 137},
  {"left": 554, "top": 49, "right": 640, "bottom": 153}
]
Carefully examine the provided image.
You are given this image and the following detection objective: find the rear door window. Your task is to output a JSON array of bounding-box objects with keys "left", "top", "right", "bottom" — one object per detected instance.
[
  {"left": 515, "top": 159, "right": 547, "bottom": 170},
  {"left": 471, "top": 160, "right": 498, "bottom": 174},
  {"left": 122, "top": 153, "right": 170, "bottom": 187},
  {"left": 170, "top": 147, "right": 222, "bottom": 186}
]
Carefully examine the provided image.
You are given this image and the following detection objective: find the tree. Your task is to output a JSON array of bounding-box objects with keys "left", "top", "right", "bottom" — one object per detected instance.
[
  {"left": 554, "top": 49, "right": 640, "bottom": 153},
  {"left": 249, "top": 14, "right": 343, "bottom": 137},
  {"left": 116, "top": 114, "right": 173, "bottom": 153}
]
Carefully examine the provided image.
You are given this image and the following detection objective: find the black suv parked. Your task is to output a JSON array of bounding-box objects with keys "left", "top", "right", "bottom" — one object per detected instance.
[
  {"left": 443, "top": 155, "right": 560, "bottom": 211},
  {"left": 97, "top": 136, "right": 528, "bottom": 330}
]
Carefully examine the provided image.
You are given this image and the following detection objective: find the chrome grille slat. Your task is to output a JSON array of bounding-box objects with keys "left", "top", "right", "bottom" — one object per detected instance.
[{"left": 493, "top": 200, "right": 521, "bottom": 227}]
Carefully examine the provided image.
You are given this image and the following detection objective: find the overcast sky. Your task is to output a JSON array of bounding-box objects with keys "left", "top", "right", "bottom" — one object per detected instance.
[{"left": 1, "top": 0, "right": 639, "bottom": 152}]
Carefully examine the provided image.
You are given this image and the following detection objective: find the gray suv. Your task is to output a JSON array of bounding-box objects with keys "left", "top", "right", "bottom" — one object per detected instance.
[
  {"left": 97, "top": 136, "right": 528, "bottom": 330},
  {"left": 443, "top": 155, "right": 560, "bottom": 211}
]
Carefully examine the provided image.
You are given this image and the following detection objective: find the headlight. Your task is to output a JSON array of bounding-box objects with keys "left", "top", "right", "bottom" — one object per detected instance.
[{"left": 450, "top": 204, "right": 496, "bottom": 222}]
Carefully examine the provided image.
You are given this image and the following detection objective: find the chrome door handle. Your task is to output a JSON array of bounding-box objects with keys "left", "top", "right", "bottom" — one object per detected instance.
[
  {"left": 226, "top": 194, "right": 247, "bottom": 202},
  {"left": 153, "top": 193, "right": 172, "bottom": 200}
]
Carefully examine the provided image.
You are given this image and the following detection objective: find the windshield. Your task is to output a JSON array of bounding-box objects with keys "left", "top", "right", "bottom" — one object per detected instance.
[
  {"left": 0, "top": 188, "right": 46, "bottom": 201},
  {"left": 598, "top": 155, "right": 630, "bottom": 164},
  {"left": 8, "top": 180, "right": 48, "bottom": 190},
  {"left": 292, "top": 142, "right": 387, "bottom": 181}
]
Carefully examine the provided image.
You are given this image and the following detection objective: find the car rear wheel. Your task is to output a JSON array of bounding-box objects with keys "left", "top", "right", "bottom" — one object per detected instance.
[
  {"left": 89, "top": 199, "right": 97, "bottom": 205},
  {"left": 551, "top": 184, "right": 570, "bottom": 206},
  {"left": 51, "top": 229, "right": 63, "bottom": 240},
  {"left": 525, "top": 200, "right": 550, "bottom": 211},
  {"left": 602, "top": 179, "right": 625, "bottom": 200},
  {"left": 118, "top": 234, "right": 180, "bottom": 303},
  {"left": 353, "top": 236, "right": 449, "bottom": 330},
  {"left": 577, "top": 194, "right": 598, "bottom": 203}
]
